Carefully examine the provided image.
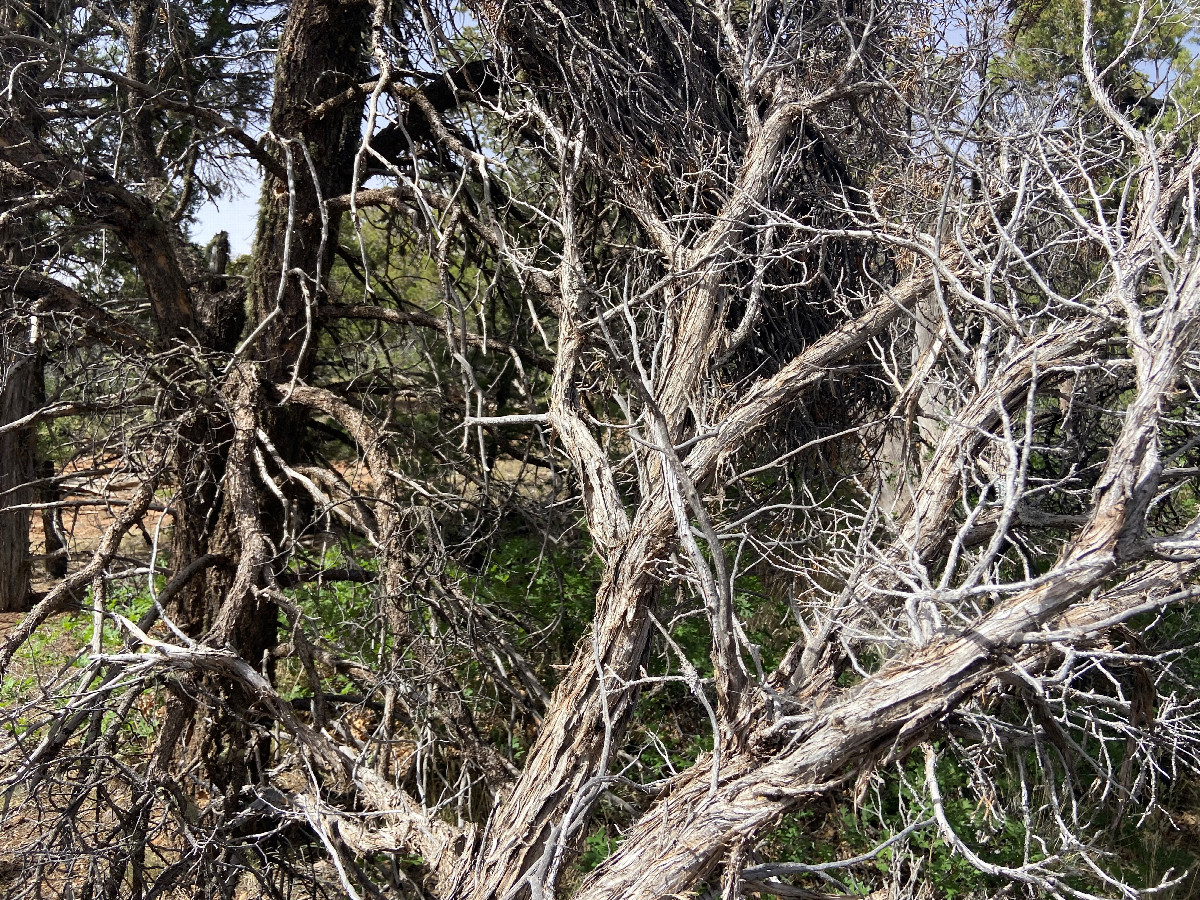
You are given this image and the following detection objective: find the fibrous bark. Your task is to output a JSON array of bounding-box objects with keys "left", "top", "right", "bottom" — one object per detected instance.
[{"left": 3, "top": 1, "right": 1200, "bottom": 899}]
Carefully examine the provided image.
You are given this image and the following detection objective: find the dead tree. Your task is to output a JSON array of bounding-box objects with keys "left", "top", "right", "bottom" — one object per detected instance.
[{"left": 2, "top": 0, "right": 1199, "bottom": 898}]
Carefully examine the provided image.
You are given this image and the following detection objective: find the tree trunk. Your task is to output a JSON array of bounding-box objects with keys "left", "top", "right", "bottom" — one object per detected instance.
[
  {"left": 248, "top": 0, "right": 366, "bottom": 377},
  {"left": 0, "top": 311, "right": 36, "bottom": 612},
  {"left": 168, "top": 0, "right": 367, "bottom": 645},
  {"left": 0, "top": 2, "right": 43, "bottom": 612}
]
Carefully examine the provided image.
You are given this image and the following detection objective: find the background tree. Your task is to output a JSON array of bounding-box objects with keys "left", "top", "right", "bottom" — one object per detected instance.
[{"left": 2, "top": 0, "right": 1200, "bottom": 898}]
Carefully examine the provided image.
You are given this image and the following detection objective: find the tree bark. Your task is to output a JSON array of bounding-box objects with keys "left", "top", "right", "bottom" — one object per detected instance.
[
  {"left": 0, "top": 311, "right": 36, "bottom": 611},
  {"left": 0, "top": 1, "right": 46, "bottom": 612},
  {"left": 248, "top": 0, "right": 366, "bottom": 378},
  {"left": 169, "top": 0, "right": 367, "bottom": 643}
]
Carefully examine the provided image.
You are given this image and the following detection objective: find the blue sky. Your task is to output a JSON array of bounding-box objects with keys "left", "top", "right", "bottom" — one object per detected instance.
[{"left": 191, "top": 177, "right": 261, "bottom": 258}]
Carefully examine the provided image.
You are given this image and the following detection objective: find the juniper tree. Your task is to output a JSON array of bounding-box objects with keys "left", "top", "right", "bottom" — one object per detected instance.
[{"left": 2, "top": 0, "right": 1200, "bottom": 897}]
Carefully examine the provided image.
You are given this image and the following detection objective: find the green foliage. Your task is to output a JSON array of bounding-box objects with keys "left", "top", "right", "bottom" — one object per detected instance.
[
  {"left": 758, "top": 729, "right": 1200, "bottom": 900},
  {"left": 327, "top": 212, "right": 441, "bottom": 309},
  {"left": 578, "top": 826, "right": 618, "bottom": 872},
  {"left": 1, "top": 581, "right": 165, "bottom": 754},
  {"left": 999, "top": 0, "right": 1200, "bottom": 141},
  {"left": 1005, "top": 0, "right": 1192, "bottom": 85},
  {"left": 287, "top": 543, "right": 377, "bottom": 644},
  {"left": 0, "top": 611, "right": 91, "bottom": 708},
  {"left": 278, "top": 543, "right": 379, "bottom": 701},
  {"left": 2, "top": 581, "right": 159, "bottom": 702},
  {"left": 462, "top": 535, "right": 604, "bottom": 671},
  {"left": 760, "top": 750, "right": 1027, "bottom": 898}
]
